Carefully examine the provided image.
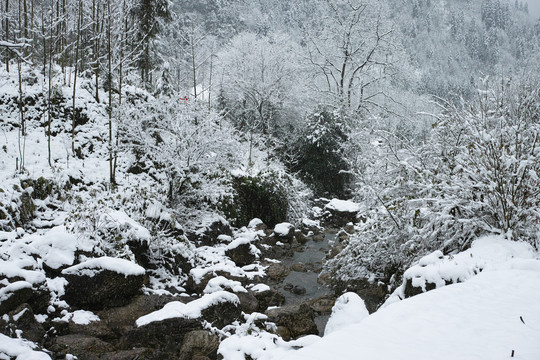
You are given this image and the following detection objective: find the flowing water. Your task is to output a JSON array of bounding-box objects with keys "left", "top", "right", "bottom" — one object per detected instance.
[{"left": 276, "top": 232, "right": 336, "bottom": 334}]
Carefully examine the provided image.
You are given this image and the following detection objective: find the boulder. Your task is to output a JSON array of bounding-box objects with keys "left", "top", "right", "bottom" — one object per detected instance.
[
  {"left": 7, "top": 304, "right": 46, "bottom": 343},
  {"left": 52, "top": 334, "right": 116, "bottom": 360},
  {"left": 225, "top": 242, "right": 256, "bottom": 267},
  {"left": 265, "top": 263, "right": 290, "bottom": 282},
  {"left": 252, "top": 288, "right": 285, "bottom": 312},
  {"left": 100, "top": 348, "right": 154, "bottom": 360},
  {"left": 323, "top": 199, "right": 361, "bottom": 228},
  {"left": 0, "top": 281, "right": 34, "bottom": 314},
  {"left": 119, "top": 317, "right": 201, "bottom": 354},
  {"left": 179, "top": 330, "right": 220, "bottom": 360},
  {"left": 188, "top": 216, "right": 233, "bottom": 247},
  {"left": 236, "top": 292, "right": 259, "bottom": 314},
  {"left": 265, "top": 304, "right": 318, "bottom": 340},
  {"left": 305, "top": 295, "right": 336, "bottom": 315},
  {"left": 99, "top": 294, "right": 178, "bottom": 338},
  {"left": 273, "top": 223, "right": 295, "bottom": 244},
  {"left": 200, "top": 297, "right": 242, "bottom": 328},
  {"left": 62, "top": 257, "right": 145, "bottom": 310},
  {"left": 332, "top": 278, "right": 388, "bottom": 313}
]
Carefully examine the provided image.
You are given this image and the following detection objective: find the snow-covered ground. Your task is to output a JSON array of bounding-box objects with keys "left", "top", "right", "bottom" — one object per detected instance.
[{"left": 218, "top": 236, "right": 540, "bottom": 360}]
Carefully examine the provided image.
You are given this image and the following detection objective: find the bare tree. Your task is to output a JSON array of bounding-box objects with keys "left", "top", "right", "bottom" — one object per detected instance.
[{"left": 304, "top": 0, "right": 397, "bottom": 114}]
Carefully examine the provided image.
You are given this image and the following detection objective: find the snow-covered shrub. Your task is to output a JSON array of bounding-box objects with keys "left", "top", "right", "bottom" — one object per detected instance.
[
  {"left": 121, "top": 96, "right": 242, "bottom": 210},
  {"left": 327, "top": 79, "right": 540, "bottom": 289},
  {"left": 221, "top": 171, "right": 289, "bottom": 228}
]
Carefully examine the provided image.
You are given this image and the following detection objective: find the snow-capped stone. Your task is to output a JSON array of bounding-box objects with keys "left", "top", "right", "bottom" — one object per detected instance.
[{"left": 62, "top": 257, "right": 145, "bottom": 310}]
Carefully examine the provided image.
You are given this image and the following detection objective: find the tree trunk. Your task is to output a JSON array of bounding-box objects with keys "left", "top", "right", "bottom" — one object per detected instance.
[
  {"left": 5, "top": 0, "right": 10, "bottom": 72},
  {"left": 72, "top": 0, "right": 81, "bottom": 154},
  {"left": 107, "top": 0, "right": 115, "bottom": 186}
]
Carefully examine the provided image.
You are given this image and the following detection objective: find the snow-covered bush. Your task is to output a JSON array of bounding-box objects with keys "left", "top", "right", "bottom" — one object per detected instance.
[
  {"left": 221, "top": 170, "right": 310, "bottom": 228},
  {"left": 121, "top": 96, "right": 242, "bottom": 209},
  {"left": 327, "top": 79, "right": 540, "bottom": 288}
]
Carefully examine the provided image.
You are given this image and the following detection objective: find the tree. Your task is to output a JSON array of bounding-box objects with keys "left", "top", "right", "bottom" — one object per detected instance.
[
  {"left": 304, "top": 0, "right": 397, "bottom": 114},
  {"left": 217, "top": 32, "right": 304, "bottom": 143},
  {"left": 133, "top": 0, "right": 170, "bottom": 86},
  {"left": 289, "top": 107, "right": 351, "bottom": 197}
]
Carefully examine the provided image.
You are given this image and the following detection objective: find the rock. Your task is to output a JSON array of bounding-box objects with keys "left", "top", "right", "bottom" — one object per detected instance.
[
  {"left": 62, "top": 259, "right": 145, "bottom": 310},
  {"left": 8, "top": 304, "right": 46, "bottom": 343},
  {"left": 290, "top": 263, "right": 307, "bottom": 272},
  {"left": 200, "top": 298, "right": 242, "bottom": 328},
  {"left": 100, "top": 348, "right": 154, "bottom": 360},
  {"left": 97, "top": 294, "right": 178, "bottom": 341},
  {"left": 126, "top": 239, "right": 151, "bottom": 269},
  {"left": 247, "top": 218, "right": 267, "bottom": 232},
  {"left": 16, "top": 192, "right": 36, "bottom": 226},
  {"left": 343, "top": 223, "right": 355, "bottom": 234},
  {"left": 0, "top": 281, "right": 34, "bottom": 314},
  {"left": 294, "top": 231, "right": 309, "bottom": 245},
  {"left": 305, "top": 295, "right": 336, "bottom": 315},
  {"left": 291, "top": 285, "right": 306, "bottom": 295},
  {"left": 236, "top": 292, "right": 259, "bottom": 314},
  {"left": 273, "top": 223, "right": 295, "bottom": 243},
  {"left": 225, "top": 242, "right": 256, "bottom": 267},
  {"left": 327, "top": 242, "right": 346, "bottom": 260},
  {"left": 312, "top": 233, "right": 325, "bottom": 242},
  {"left": 283, "top": 283, "right": 293, "bottom": 291},
  {"left": 252, "top": 288, "right": 285, "bottom": 312},
  {"left": 179, "top": 330, "right": 220, "bottom": 360},
  {"left": 403, "top": 277, "right": 450, "bottom": 299},
  {"left": 52, "top": 334, "right": 116, "bottom": 360},
  {"left": 266, "top": 263, "right": 290, "bottom": 282},
  {"left": 323, "top": 199, "right": 361, "bottom": 228},
  {"left": 188, "top": 216, "right": 233, "bottom": 247},
  {"left": 337, "top": 230, "right": 350, "bottom": 241},
  {"left": 119, "top": 317, "right": 201, "bottom": 354},
  {"left": 265, "top": 304, "right": 318, "bottom": 340},
  {"left": 332, "top": 278, "right": 388, "bottom": 313},
  {"left": 68, "top": 317, "right": 114, "bottom": 341}
]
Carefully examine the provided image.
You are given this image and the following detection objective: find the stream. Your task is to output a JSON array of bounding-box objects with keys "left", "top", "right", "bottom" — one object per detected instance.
[{"left": 276, "top": 232, "right": 336, "bottom": 334}]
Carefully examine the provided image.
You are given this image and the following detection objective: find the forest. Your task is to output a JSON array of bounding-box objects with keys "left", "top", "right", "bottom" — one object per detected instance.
[{"left": 1, "top": 0, "right": 540, "bottom": 359}]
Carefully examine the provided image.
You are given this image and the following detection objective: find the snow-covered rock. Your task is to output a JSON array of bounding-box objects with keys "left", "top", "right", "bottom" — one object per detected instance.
[
  {"left": 136, "top": 291, "right": 240, "bottom": 327},
  {"left": 62, "top": 257, "right": 145, "bottom": 309},
  {"left": 324, "top": 292, "right": 368, "bottom": 336}
]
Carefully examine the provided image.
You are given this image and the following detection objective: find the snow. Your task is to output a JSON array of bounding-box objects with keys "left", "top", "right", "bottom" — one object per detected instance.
[
  {"left": 203, "top": 276, "right": 247, "bottom": 294},
  {"left": 100, "top": 210, "right": 151, "bottom": 241},
  {"left": 0, "top": 334, "right": 51, "bottom": 360},
  {"left": 387, "top": 235, "right": 538, "bottom": 302},
  {"left": 136, "top": 291, "right": 240, "bottom": 327},
  {"left": 324, "top": 199, "right": 361, "bottom": 213},
  {"left": 0, "top": 260, "right": 45, "bottom": 285},
  {"left": 71, "top": 310, "right": 100, "bottom": 325},
  {"left": 61, "top": 257, "right": 145, "bottom": 277},
  {"left": 277, "top": 268, "right": 540, "bottom": 360},
  {"left": 0, "top": 281, "right": 32, "bottom": 302},
  {"left": 249, "top": 284, "right": 270, "bottom": 293},
  {"left": 218, "top": 312, "right": 321, "bottom": 360},
  {"left": 248, "top": 218, "right": 264, "bottom": 228},
  {"left": 12, "top": 308, "right": 28, "bottom": 322},
  {"left": 324, "top": 292, "right": 369, "bottom": 336},
  {"left": 274, "top": 223, "right": 293, "bottom": 236},
  {"left": 23, "top": 226, "right": 90, "bottom": 270}
]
